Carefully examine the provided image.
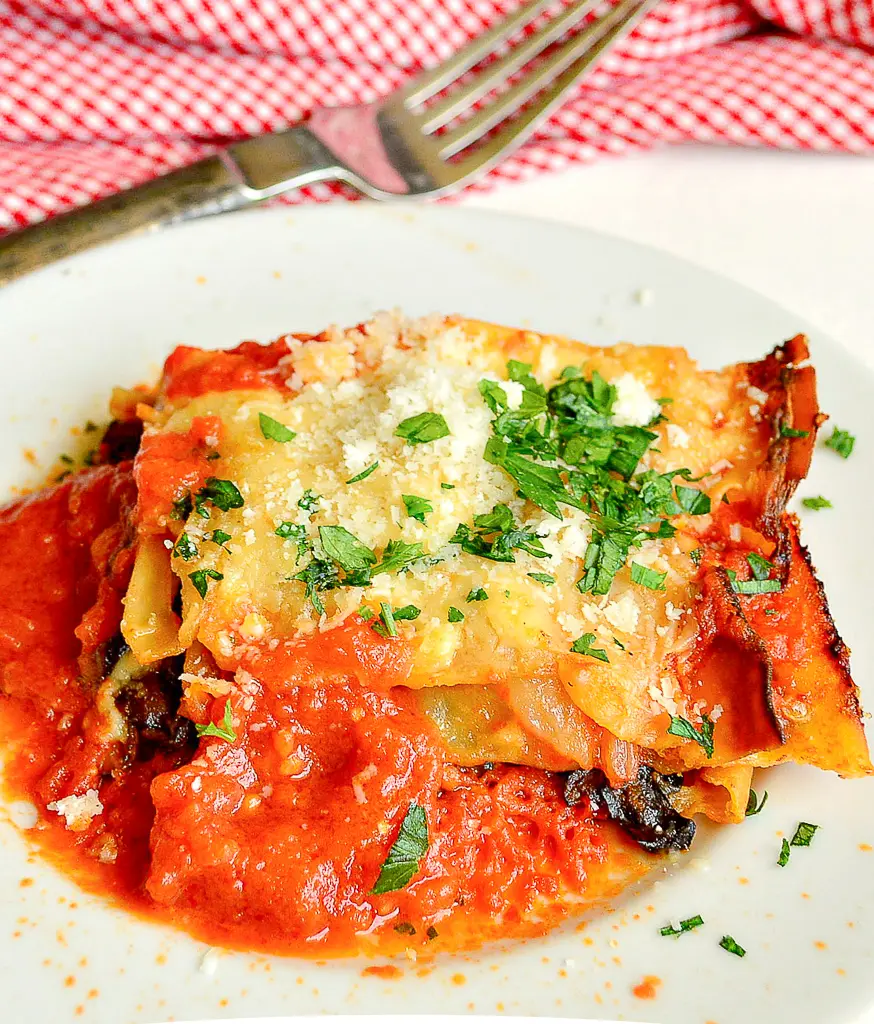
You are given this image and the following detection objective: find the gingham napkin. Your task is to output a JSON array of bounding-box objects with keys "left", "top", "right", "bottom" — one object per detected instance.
[{"left": 1, "top": 0, "right": 873, "bottom": 232}]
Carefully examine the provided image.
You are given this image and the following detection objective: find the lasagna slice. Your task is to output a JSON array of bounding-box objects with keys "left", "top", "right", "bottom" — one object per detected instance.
[{"left": 0, "top": 312, "right": 868, "bottom": 955}]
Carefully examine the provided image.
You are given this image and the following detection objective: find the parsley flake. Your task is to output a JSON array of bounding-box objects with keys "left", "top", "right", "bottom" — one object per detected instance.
[
  {"left": 731, "top": 577, "right": 781, "bottom": 596},
  {"left": 802, "top": 496, "right": 832, "bottom": 510},
  {"left": 371, "top": 803, "right": 429, "bottom": 894},
  {"left": 395, "top": 412, "right": 450, "bottom": 445},
  {"left": 570, "top": 633, "right": 609, "bottom": 663},
  {"left": 778, "top": 838, "right": 791, "bottom": 867},
  {"left": 745, "top": 789, "right": 768, "bottom": 816},
  {"left": 825, "top": 426, "right": 855, "bottom": 458},
  {"left": 394, "top": 922, "right": 416, "bottom": 936},
  {"left": 188, "top": 568, "right": 223, "bottom": 599},
  {"left": 207, "top": 529, "right": 232, "bottom": 551},
  {"left": 527, "top": 572, "right": 555, "bottom": 586},
  {"left": 660, "top": 914, "right": 704, "bottom": 937},
  {"left": 465, "top": 588, "right": 488, "bottom": 603},
  {"left": 448, "top": 606, "right": 465, "bottom": 623},
  {"left": 373, "top": 602, "right": 398, "bottom": 638},
  {"left": 780, "top": 423, "right": 809, "bottom": 439},
  {"left": 719, "top": 935, "right": 746, "bottom": 958},
  {"left": 195, "top": 699, "right": 237, "bottom": 743},
  {"left": 426, "top": 925, "right": 439, "bottom": 941},
  {"left": 196, "top": 478, "right": 244, "bottom": 516},
  {"left": 258, "top": 412, "right": 295, "bottom": 443},
  {"left": 171, "top": 493, "right": 193, "bottom": 521},
  {"left": 318, "top": 525, "right": 377, "bottom": 575},
  {"left": 402, "top": 494, "right": 432, "bottom": 523},
  {"left": 630, "top": 562, "right": 667, "bottom": 591},
  {"left": 791, "top": 821, "right": 820, "bottom": 847},
  {"left": 374, "top": 539, "right": 424, "bottom": 575},
  {"left": 347, "top": 462, "right": 379, "bottom": 484},
  {"left": 275, "top": 521, "right": 311, "bottom": 559},
  {"left": 746, "top": 553, "right": 774, "bottom": 581},
  {"left": 172, "top": 532, "right": 198, "bottom": 561},
  {"left": 452, "top": 503, "right": 550, "bottom": 563},
  {"left": 298, "top": 489, "right": 320, "bottom": 511},
  {"left": 668, "top": 714, "right": 715, "bottom": 758},
  {"left": 441, "top": 482, "right": 455, "bottom": 490}
]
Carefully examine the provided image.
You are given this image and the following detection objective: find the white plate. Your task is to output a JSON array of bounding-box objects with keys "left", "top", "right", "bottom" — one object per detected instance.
[{"left": 1, "top": 205, "right": 873, "bottom": 1024}]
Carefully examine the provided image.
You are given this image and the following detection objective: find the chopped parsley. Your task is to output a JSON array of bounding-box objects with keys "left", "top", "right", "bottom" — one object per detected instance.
[
  {"left": 371, "top": 803, "right": 429, "bottom": 895},
  {"left": 719, "top": 935, "right": 746, "bottom": 958},
  {"left": 290, "top": 558, "right": 339, "bottom": 615},
  {"left": 778, "top": 838, "right": 791, "bottom": 867},
  {"left": 188, "top": 568, "right": 223, "bottom": 599},
  {"left": 395, "top": 411, "right": 450, "bottom": 445},
  {"left": 527, "top": 572, "right": 555, "bottom": 586},
  {"left": 172, "top": 532, "right": 198, "bottom": 560},
  {"left": 746, "top": 553, "right": 774, "bottom": 581},
  {"left": 374, "top": 539, "right": 424, "bottom": 575},
  {"left": 195, "top": 478, "right": 244, "bottom": 517},
  {"left": 59, "top": 453, "right": 74, "bottom": 466},
  {"left": 394, "top": 922, "right": 416, "bottom": 936},
  {"left": 258, "top": 412, "right": 296, "bottom": 443},
  {"left": 668, "top": 714, "right": 715, "bottom": 758},
  {"left": 630, "top": 562, "right": 667, "bottom": 591},
  {"left": 570, "top": 633, "right": 609, "bottom": 663},
  {"left": 359, "top": 607, "right": 375, "bottom": 622},
  {"left": 660, "top": 914, "right": 704, "bottom": 937},
  {"left": 448, "top": 606, "right": 465, "bottom": 622},
  {"left": 791, "top": 821, "right": 820, "bottom": 847},
  {"left": 373, "top": 602, "right": 398, "bottom": 638},
  {"left": 426, "top": 925, "right": 439, "bottom": 941},
  {"left": 824, "top": 426, "right": 855, "bottom": 458},
  {"left": 441, "top": 482, "right": 455, "bottom": 490},
  {"left": 451, "top": 503, "right": 549, "bottom": 563},
  {"left": 275, "top": 521, "right": 311, "bottom": 559},
  {"left": 802, "top": 496, "right": 832, "bottom": 510},
  {"left": 780, "top": 423, "right": 809, "bottom": 439},
  {"left": 298, "top": 489, "right": 320, "bottom": 511},
  {"left": 207, "top": 529, "right": 232, "bottom": 551},
  {"left": 731, "top": 577, "right": 781, "bottom": 596},
  {"left": 318, "top": 525, "right": 377, "bottom": 575},
  {"left": 466, "top": 587, "right": 488, "bottom": 603},
  {"left": 675, "top": 485, "right": 711, "bottom": 516},
  {"left": 613, "top": 636, "right": 627, "bottom": 651},
  {"left": 347, "top": 462, "right": 379, "bottom": 484},
  {"left": 171, "top": 493, "right": 194, "bottom": 520},
  {"left": 195, "top": 700, "right": 236, "bottom": 743},
  {"left": 745, "top": 789, "right": 768, "bottom": 816},
  {"left": 690, "top": 547, "right": 703, "bottom": 566},
  {"left": 393, "top": 604, "right": 421, "bottom": 621},
  {"left": 402, "top": 494, "right": 432, "bottom": 523}
]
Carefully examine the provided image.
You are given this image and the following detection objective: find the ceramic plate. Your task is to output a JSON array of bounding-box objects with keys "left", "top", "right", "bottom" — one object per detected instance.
[{"left": 1, "top": 206, "right": 872, "bottom": 1024}]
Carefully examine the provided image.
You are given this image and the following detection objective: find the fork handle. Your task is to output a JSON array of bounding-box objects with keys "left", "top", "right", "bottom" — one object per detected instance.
[{"left": 0, "top": 155, "right": 256, "bottom": 288}]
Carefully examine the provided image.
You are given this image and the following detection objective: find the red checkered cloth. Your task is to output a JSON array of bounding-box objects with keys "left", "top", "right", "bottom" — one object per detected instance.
[{"left": 1, "top": 0, "right": 873, "bottom": 231}]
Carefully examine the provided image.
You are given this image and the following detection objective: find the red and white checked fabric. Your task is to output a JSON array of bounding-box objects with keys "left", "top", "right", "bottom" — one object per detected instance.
[{"left": 1, "top": 0, "right": 873, "bottom": 231}]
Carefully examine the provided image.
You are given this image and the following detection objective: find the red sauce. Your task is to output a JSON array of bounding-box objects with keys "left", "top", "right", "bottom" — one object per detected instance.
[
  {"left": 0, "top": 467, "right": 648, "bottom": 957},
  {"left": 161, "top": 339, "right": 295, "bottom": 401},
  {"left": 632, "top": 975, "right": 662, "bottom": 1000}
]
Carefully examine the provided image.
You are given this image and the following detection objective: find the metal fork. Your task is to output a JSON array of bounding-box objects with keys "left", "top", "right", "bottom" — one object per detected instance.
[{"left": 0, "top": 0, "right": 654, "bottom": 286}]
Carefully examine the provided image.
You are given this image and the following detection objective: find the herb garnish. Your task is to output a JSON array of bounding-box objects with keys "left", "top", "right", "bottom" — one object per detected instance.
[
  {"left": 372, "top": 602, "right": 420, "bottom": 637},
  {"left": 258, "top": 412, "right": 296, "bottom": 443},
  {"left": 776, "top": 822, "right": 820, "bottom": 867},
  {"left": 188, "top": 568, "right": 223, "bottom": 599},
  {"left": 668, "top": 714, "right": 715, "bottom": 758},
  {"left": 527, "top": 572, "right": 555, "bottom": 586},
  {"left": 195, "top": 700, "right": 236, "bottom": 743},
  {"left": 824, "top": 426, "right": 855, "bottom": 458},
  {"left": 466, "top": 587, "right": 488, "bottom": 603},
  {"left": 778, "top": 838, "right": 791, "bottom": 867},
  {"left": 802, "top": 496, "right": 832, "bottom": 510},
  {"left": 207, "top": 529, "right": 232, "bottom": 551},
  {"left": 448, "top": 606, "right": 465, "bottom": 622},
  {"left": 746, "top": 553, "right": 774, "bottom": 580},
  {"left": 731, "top": 577, "right": 781, "bottom": 596},
  {"left": 371, "top": 803, "right": 429, "bottom": 895},
  {"left": 298, "top": 489, "right": 320, "bottom": 511},
  {"left": 780, "top": 424, "right": 809, "bottom": 439},
  {"left": 347, "top": 462, "right": 379, "bottom": 484},
  {"left": 402, "top": 494, "right": 432, "bottom": 523},
  {"left": 394, "top": 922, "right": 416, "bottom": 936},
  {"left": 318, "top": 525, "right": 377, "bottom": 575},
  {"left": 426, "top": 925, "right": 439, "bottom": 941},
  {"left": 194, "top": 478, "right": 244, "bottom": 518},
  {"left": 373, "top": 539, "right": 424, "bottom": 575},
  {"left": 630, "top": 562, "right": 667, "bottom": 591},
  {"left": 172, "top": 532, "right": 198, "bottom": 560},
  {"left": 441, "top": 482, "right": 455, "bottom": 490},
  {"left": 745, "top": 789, "right": 768, "bottom": 816},
  {"left": 275, "top": 521, "right": 311, "bottom": 559},
  {"left": 570, "top": 633, "right": 609, "bottom": 663},
  {"left": 719, "top": 935, "right": 746, "bottom": 958},
  {"left": 660, "top": 914, "right": 704, "bottom": 937},
  {"left": 172, "top": 493, "right": 194, "bottom": 520},
  {"left": 451, "top": 503, "right": 550, "bottom": 563},
  {"left": 395, "top": 412, "right": 450, "bottom": 445}
]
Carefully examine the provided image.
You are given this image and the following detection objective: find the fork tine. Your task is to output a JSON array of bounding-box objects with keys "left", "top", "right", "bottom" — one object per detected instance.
[
  {"left": 398, "top": 0, "right": 558, "bottom": 109},
  {"left": 420, "top": 0, "right": 602, "bottom": 134},
  {"left": 437, "top": 0, "right": 654, "bottom": 161}
]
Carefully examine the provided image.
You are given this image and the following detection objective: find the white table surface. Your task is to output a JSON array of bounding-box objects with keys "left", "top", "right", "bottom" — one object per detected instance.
[{"left": 467, "top": 145, "right": 874, "bottom": 371}]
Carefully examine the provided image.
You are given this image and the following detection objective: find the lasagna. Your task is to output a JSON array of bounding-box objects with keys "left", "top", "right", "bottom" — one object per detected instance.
[{"left": 0, "top": 312, "right": 869, "bottom": 956}]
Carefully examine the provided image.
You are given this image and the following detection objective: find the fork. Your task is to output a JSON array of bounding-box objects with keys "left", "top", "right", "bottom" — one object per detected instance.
[{"left": 0, "top": 0, "right": 655, "bottom": 286}]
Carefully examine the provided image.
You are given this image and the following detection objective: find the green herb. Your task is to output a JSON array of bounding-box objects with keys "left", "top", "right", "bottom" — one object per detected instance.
[
  {"left": 570, "top": 633, "right": 609, "bottom": 663},
  {"left": 527, "top": 572, "right": 555, "bottom": 586},
  {"left": 171, "top": 493, "right": 193, "bottom": 520},
  {"left": 764, "top": 608, "right": 778, "bottom": 616},
  {"left": 668, "top": 714, "right": 715, "bottom": 758},
  {"left": 395, "top": 412, "right": 450, "bottom": 445},
  {"left": 426, "top": 925, "right": 439, "bottom": 941},
  {"left": 195, "top": 699, "right": 236, "bottom": 743},
  {"left": 291, "top": 558, "right": 339, "bottom": 615},
  {"left": 719, "top": 935, "right": 746, "bottom": 958},
  {"left": 373, "top": 602, "right": 398, "bottom": 638},
  {"left": 206, "top": 451, "right": 221, "bottom": 461},
  {"left": 824, "top": 426, "right": 855, "bottom": 459},
  {"left": 484, "top": 438, "right": 582, "bottom": 519},
  {"left": 259, "top": 413, "right": 295, "bottom": 443},
  {"left": 188, "top": 568, "right": 223, "bottom": 599},
  {"left": 690, "top": 547, "right": 703, "bottom": 566},
  {"left": 393, "top": 604, "right": 421, "bottom": 621},
  {"left": 84, "top": 420, "right": 99, "bottom": 433},
  {"left": 359, "top": 607, "right": 375, "bottom": 622},
  {"left": 451, "top": 503, "right": 550, "bottom": 563},
  {"left": 59, "top": 453, "right": 74, "bottom": 466},
  {"left": 613, "top": 637, "right": 627, "bottom": 651},
  {"left": 675, "top": 485, "right": 711, "bottom": 516},
  {"left": 466, "top": 588, "right": 488, "bottom": 603},
  {"left": 275, "top": 521, "right": 311, "bottom": 559},
  {"left": 346, "top": 462, "right": 379, "bottom": 484},
  {"left": 402, "top": 494, "right": 433, "bottom": 523},
  {"left": 790, "top": 821, "right": 820, "bottom": 847},
  {"left": 298, "top": 489, "right": 320, "bottom": 511},
  {"left": 207, "top": 529, "right": 232, "bottom": 551},
  {"left": 746, "top": 553, "right": 774, "bottom": 581},
  {"left": 448, "top": 606, "right": 465, "bottom": 623},
  {"left": 195, "top": 477, "right": 244, "bottom": 515},
  {"left": 394, "top": 922, "right": 416, "bottom": 936},
  {"left": 441, "top": 482, "right": 455, "bottom": 490},
  {"left": 172, "top": 532, "right": 198, "bottom": 561},
  {"left": 745, "top": 789, "right": 768, "bottom": 816},
  {"left": 802, "top": 496, "right": 832, "bottom": 510},
  {"left": 371, "top": 803, "right": 429, "bottom": 895},
  {"left": 660, "top": 914, "right": 704, "bottom": 937},
  {"left": 374, "top": 539, "right": 424, "bottom": 575},
  {"left": 721, "top": 493, "right": 731, "bottom": 505},
  {"left": 780, "top": 423, "right": 809, "bottom": 439},
  {"left": 318, "top": 525, "right": 377, "bottom": 575},
  {"left": 630, "top": 562, "right": 667, "bottom": 591},
  {"left": 777, "top": 838, "right": 791, "bottom": 867},
  {"left": 731, "top": 577, "right": 782, "bottom": 596}
]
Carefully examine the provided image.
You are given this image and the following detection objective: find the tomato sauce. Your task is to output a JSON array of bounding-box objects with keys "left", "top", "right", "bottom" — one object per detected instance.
[
  {"left": 160, "top": 339, "right": 295, "bottom": 402},
  {"left": 0, "top": 466, "right": 648, "bottom": 957}
]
